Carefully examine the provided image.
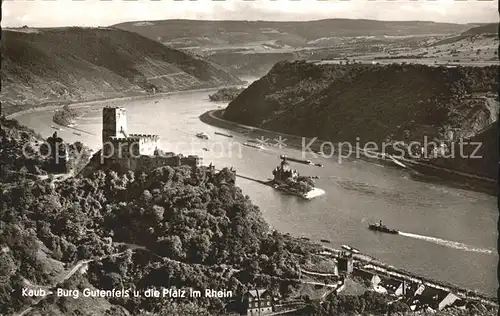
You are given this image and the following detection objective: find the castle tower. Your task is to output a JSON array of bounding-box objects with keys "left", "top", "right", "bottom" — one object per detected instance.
[{"left": 102, "top": 107, "right": 127, "bottom": 144}]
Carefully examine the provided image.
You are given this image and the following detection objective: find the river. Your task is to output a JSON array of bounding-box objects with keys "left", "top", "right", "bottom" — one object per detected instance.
[{"left": 13, "top": 87, "right": 498, "bottom": 296}]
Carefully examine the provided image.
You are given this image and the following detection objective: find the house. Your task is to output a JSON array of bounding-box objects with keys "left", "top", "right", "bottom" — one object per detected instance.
[
  {"left": 406, "top": 282, "right": 426, "bottom": 297},
  {"left": 436, "top": 291, "right": 460, "bottom": 310},
  {"left": 410, "top": 286, "right": 459, "bottom": 311},
  {"left": 241, "top": 289, "right": 275, "bottom": 315},
  {"left": 352, "top": 268, "right": 380, "bottom": 286},
  {"left": 378, "top": 277, "right": 407, "bottom": 297}
]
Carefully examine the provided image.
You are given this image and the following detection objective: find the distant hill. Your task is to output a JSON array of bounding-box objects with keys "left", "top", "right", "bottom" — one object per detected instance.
[
  {"left": 224, "top": 61, "right": 498, "bottom": 178},
  {"left": 114, "top": 19, "right": 470, "bottom": 48},
  {"left": 461, "top": 23, "right": 497, "bottom": 36},
  {"left": 1, "top": 27, "right": 242, "bottom": 115},
  {"left": 425, "top": 23, "right": 498, "bottom": 61}
]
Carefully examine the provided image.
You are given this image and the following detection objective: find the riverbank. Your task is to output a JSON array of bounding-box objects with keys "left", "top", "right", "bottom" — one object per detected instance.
[
  {"left": 200, "top": 109, "right": 497, "bottom": 196},
  {"left": 322, "top": 247, "right": 497, "bottom": 306},
  {"left": 5, "top": 86, "right": 225, "bottom": 120}
]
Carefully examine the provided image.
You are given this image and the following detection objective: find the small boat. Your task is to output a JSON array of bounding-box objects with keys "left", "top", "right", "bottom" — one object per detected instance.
[
  {"left": 196, "top": 132, "right": 210, "bottom": 140},
  {"left": 368, "top": 221, "right": 399, "bottom": 234},
  {"left": 73, "top": 132, "right": 81, "bottom": 136},
  {"left": 300, "top": 237, "right": 311, "bottom": 241},
  {"left": 342, "top": 245, "right": 360, "bottom": 254},
  {"left": 388, "top": 155, "right": 407, "bottom": 168},
  {"left": 320, "top": 239, "right": 331, "bottom": 243},
  {"left": 202, "top": 148, "right": 209, "bottom": 151},
  {"left": 243, "top": 142, "right": 264, "bottom": 150},
  {"left": 315, "top": 163, "right": 323, "bottom": 167},
  {"left": 215, "top": 131, "right": 233, "bottom": 138}
]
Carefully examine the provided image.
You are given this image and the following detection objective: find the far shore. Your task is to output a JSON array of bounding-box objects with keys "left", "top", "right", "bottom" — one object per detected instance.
[{"left": 5, "top": 86, "right": 227, "bottom": 120}]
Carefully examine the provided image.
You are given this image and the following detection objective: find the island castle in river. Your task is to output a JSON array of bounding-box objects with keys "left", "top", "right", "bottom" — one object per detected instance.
[
  {"left": 272, "top": 159, "right": 299, "bottom": 182},
  {"left": 81, "top": 107, "right": 202, "bottom": 176}
]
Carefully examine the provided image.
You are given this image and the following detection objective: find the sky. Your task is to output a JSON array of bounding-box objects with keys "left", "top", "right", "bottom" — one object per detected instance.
[{"left": 2, "top": 0, "right": 498, "bottom": 28}]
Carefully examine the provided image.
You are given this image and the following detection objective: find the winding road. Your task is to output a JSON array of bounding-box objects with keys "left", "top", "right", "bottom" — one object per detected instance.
[{"left": 16, "top": 251, "right": 129, "bottom": 316}]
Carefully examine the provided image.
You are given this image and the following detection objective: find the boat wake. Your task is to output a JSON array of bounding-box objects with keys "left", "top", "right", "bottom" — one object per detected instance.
[{"left": 398, "top": 232, "right": 494, "bottom": 255}]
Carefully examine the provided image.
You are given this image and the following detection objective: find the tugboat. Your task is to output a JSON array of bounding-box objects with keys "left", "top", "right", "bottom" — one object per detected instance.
[{"left": 368, "top": 220, "right": 399, "bottom": 235}]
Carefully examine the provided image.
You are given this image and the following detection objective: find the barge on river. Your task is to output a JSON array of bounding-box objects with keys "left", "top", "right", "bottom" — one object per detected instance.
[
  {"left": 214, "top": 131, "right": 233, "bottom": 138},
  {"left": 368, "top": 221, "right": 399, "bottom": 234}
]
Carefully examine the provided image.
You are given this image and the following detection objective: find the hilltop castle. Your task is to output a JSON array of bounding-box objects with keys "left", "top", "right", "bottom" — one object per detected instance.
[
  {"left": 80, "top": 107, "right": 202, "bottom": 176},
  {"left": 102, "top": 107, "right": 160, "bottom": 157}
]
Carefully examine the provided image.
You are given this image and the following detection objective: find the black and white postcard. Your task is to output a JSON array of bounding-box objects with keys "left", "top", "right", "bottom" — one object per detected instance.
[{"left": 1, "top": 0, "right": 498, "bottom": 315}]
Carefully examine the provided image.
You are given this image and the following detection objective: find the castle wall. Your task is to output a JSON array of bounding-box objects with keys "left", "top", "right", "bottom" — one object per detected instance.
[
  {"left": 103, "top": 135, "right": 160, "bottom": 158},
  {"left": 103, "top": 138, "right": 140, "bottom": 157},
  {"left": 129, "top": 134, "right": 159, "bottom": 156},
  {"left": 108, "top": 154, "right": 201, "bottom": 174}
]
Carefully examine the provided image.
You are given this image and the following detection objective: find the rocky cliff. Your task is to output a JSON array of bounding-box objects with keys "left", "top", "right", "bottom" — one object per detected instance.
[{"left": 1, "top": 27, "right": 242, "bottom": 115}]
